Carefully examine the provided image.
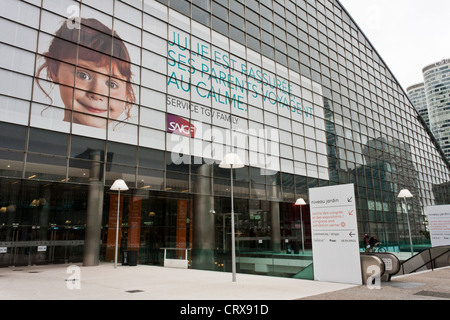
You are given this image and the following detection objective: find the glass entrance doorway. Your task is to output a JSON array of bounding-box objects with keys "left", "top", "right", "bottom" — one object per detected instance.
[
  {"left": 0, "top": 179, "right": 86, "bottom": 267},
  {"left": 100, "top": 193, "right": 192, "bottom": 266},
  {"left": 0, "top": 223, "right": 84, "bottom": 267}
]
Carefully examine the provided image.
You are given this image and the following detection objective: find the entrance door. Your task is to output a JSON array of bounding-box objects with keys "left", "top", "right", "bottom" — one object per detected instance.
[
  {"left": 0, "top": 180, "right": 87, "bottom": 267},
  {"left": 0, "top": 223, "right": 85, "bottom": 267},
  {"left": 125, "top": 196, "right": 192, "bottom": 265}
]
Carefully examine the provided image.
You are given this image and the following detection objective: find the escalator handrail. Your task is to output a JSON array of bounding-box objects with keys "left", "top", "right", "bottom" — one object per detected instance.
[
  {"left": 361, "top": 252, "right": 401, "bottom": 275},
  {"left": 399, "top": 245, "right": 450, "bottom": 275}
]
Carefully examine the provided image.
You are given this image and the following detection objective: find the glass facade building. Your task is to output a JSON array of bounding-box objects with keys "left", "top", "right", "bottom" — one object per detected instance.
[{"left": 0, "top": 0, "right": 449, "bottom": 279}]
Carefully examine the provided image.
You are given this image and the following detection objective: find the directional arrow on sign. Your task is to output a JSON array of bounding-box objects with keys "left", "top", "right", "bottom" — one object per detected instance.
[{"left": 349, "top": 231, "right": 355, "bottom": 237}]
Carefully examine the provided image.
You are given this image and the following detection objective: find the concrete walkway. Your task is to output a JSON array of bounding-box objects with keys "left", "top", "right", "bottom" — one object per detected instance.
[
  {"left": 0, "top": 263, "right": 449, "bottom": 301},
  {"left": 0, "top": 263, "right": 354, "bottom": 300}
]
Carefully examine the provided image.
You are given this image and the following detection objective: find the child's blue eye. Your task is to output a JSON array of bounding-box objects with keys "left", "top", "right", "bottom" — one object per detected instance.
[
  {"left": 108, "top": 81, "right": 119, "bottom": 89},
  {"left": 77, "top": 71, "right": 91, "bottom": 80}
]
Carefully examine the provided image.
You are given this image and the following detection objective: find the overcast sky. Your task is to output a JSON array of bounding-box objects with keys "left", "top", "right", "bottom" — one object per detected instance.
[{"left": 338, "top": 0, "right": 450, "bottom": 91}]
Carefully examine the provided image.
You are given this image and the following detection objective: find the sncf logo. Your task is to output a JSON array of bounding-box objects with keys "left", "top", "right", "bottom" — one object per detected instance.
[{"left": 167, "top": 114, "right": 196, "bottom": 138}]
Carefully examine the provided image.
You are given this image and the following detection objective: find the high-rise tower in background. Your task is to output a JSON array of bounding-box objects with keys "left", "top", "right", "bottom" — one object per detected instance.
[
  {"left": 407, "top": 83, "right": 428, "bottom": 126},
  {"left": 408, "top": 59, "right": 450, "bottom": 161}
]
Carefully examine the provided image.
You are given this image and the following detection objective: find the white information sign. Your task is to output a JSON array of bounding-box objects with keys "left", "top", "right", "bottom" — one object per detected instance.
[
  {"left": 309, "top": 183, "right": 362, "bottom": 285},
  {"left": 426, "top": 205, "right": 450, "bottom": 247}
]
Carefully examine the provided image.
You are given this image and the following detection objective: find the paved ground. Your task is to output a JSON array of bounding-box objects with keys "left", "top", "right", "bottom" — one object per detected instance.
[
  {"left": 0, "top": 263, "right": 355, "bottom": 300},
  {"left": 299, "top": 266, "right": 450, "bottom": 300},
  {"left": 0, "top": 263, "right": 448, "bottom": 301}
]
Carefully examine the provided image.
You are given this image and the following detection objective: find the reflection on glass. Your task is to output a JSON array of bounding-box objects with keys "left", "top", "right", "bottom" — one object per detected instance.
[{"left": 25, "top": 154, "right": 67, "bottom": 181}]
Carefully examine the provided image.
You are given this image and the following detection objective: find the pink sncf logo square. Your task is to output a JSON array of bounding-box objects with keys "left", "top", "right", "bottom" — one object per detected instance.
[{"left": 167, "top": 114, "right": 197, "bottom": 138}]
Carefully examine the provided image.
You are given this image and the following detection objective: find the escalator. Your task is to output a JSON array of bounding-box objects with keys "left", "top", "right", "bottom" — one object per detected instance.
[
  {"left": 394, "top": 245, "right": 450, "bottom": 276},
  {"left": 292, "top": 247, "right": 450, "bottom": 284},
  {"left": 357, "top": 246, "right": 450, "bottom": 284}
]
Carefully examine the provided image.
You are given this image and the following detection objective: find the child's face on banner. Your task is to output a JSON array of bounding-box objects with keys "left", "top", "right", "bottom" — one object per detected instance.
[{"left": 56, "top": 58, "right": 128, "bottom": 128}]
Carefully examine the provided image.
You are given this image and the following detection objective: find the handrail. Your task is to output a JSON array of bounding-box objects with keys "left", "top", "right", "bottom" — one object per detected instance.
[
  {"left": 360, "top": 254, "right": 385, "bottom": 285},
  {"left": 397, "top": 245, "right": 450, "bottom": 276},
  {"left": 161, "top": 247, "right": 191, "bottom": 269},
  {"left": 161, "top": 247, "right": 191, "bottom": 260},
  {"left": 361, "top": 252, "right": 401, "bottom": 281}
]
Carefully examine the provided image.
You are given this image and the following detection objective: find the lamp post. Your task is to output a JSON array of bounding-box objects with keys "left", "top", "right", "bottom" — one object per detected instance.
[
  {"left": 110, "top": 179, "right": 129, "bottom": 268},
  {"left": 398, "top": 189, "right": 414, "bottom": 256},
  {"left": 295, "top": 198, "right": 306, "bottom": 253},
  {"left": 219, "top": 153, "right": 244, "bottom": 282}
]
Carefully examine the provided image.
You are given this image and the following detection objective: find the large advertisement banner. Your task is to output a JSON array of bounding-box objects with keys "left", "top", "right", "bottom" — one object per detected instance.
[
  {"left": 426, "top": 205, "right": 450, "bottom": 247},
  {"left": 309, "top": 184, "right": 362, "bottom": 285},
  {"left": 165, "top": 24, "right": 327, "bottom": 175},
  {"left": 0, "top": 3, "right": 329, "bottom": 179}
]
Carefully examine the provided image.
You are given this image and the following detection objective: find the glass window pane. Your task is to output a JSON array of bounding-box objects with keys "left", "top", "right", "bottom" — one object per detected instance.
[
  {"left": 70, "top": 135, "right": 105, "bottom": 159},
  {"left": 0, "top": 150, "right": 23, "bottom": 177},
  {"left": 0, "top": 69, "right": 32, "bottom": 100},
  {"left": 106, "top": 142, "right": 137, "bottom": 166},
  {"left": 28, "top": 128, "right": 68, "bottom": 156},
  {"left": 25, "top": 154, "right": 67, "bottom": 181},
  {"left": 139, "top": 147, "right": 165, "bottom": 170},
  {"left": 105, "top": 163, "right": 136, "bottom": 187},
  {"left": 0, "top": 122, "right": 27, "bottom": 151},
  {"left": 137, "top": 167, "right": 164, "bottom": 190}
]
